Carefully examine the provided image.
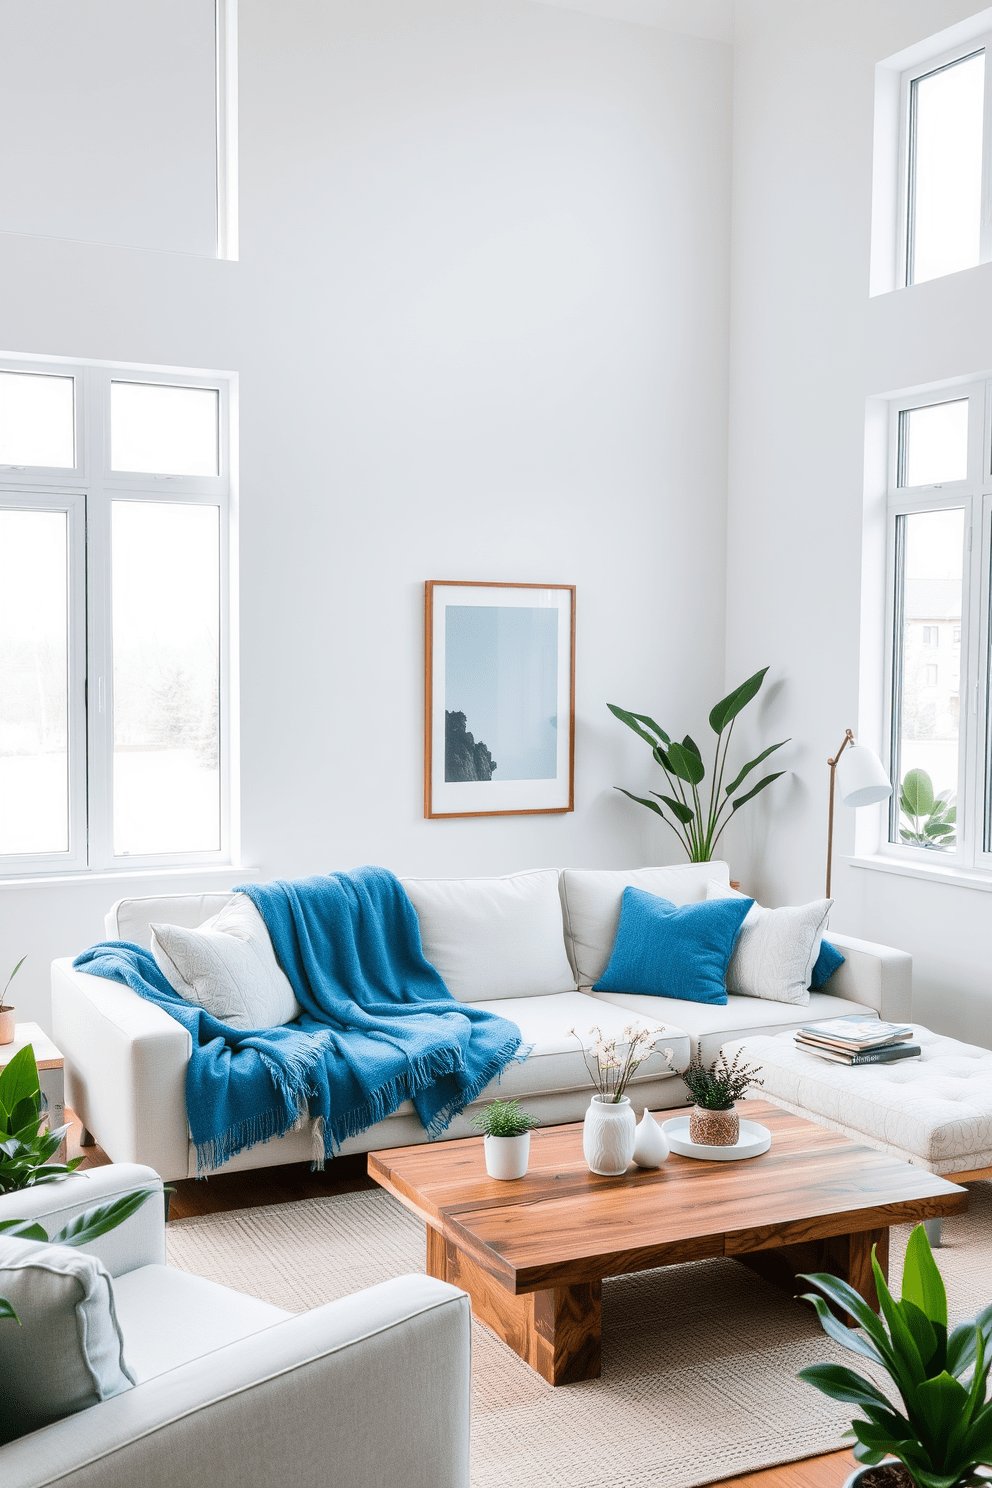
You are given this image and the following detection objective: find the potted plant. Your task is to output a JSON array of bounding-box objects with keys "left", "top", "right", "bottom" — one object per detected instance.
[
  {"left": 608, "top": 668, "right": 788, "bottom": 862},
  {"left": 798, "top": 1224, "right": 992, "bottom": 1488},
  {"left": 570, "top": 1023, "right": 674, "bottom": 1175},
  {"left": 681, "top": 1050, "right": 764, "bottom": 1146},
  {"left": 0, "top": 1043, "right": 81, "bottom": 1194},
  {"left": 470, "top": 1098, "right": 539, "bottom": 1180},
  {"left": 0, "top": 956, "right": 25, "bottom": 1046},
  {"left": 899, "top": 768, "right": 957, "bottom": 852}
]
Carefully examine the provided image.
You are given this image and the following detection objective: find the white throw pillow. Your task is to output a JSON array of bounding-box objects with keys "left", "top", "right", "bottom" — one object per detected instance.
[
  {"left": 401, "top": 869, "right": 577, "bottom": 1002},
  {"left": 706, "top": 879, "right": 832, "bottom": 1005},
  {"left": 0, "top": 1235, "right": 133, "bottom": 1444},
  {"left": 151, "top": 893, "right": 303, "bottom": 1028}
]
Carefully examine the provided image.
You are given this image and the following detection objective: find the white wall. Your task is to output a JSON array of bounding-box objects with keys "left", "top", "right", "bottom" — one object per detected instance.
[
  {"left": 725, "top": 0, "right": 992, "bottom": 1044},
  {"left": 0, "top": 0, "right": 732, "bottom": 1030}
]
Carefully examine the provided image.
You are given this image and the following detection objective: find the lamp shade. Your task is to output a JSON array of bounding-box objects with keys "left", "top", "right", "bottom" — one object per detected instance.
[{"left": 836, "top": 744, "right": 892, "bottom": 808}]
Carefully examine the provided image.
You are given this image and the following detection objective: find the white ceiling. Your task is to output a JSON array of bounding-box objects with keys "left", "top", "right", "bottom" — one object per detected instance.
[{"left": 524, "top": 0, "right": 733, "bottom": 44}]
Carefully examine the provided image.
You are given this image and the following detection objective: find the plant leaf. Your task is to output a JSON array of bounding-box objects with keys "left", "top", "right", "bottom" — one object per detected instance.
[
  {"left": 798, "top": 1289, "right": 890, "bottom": 1369},
  {"left": 666, "top": 741, "right": 705, "bottom": 786},
  {"left": 615, "top": 788, "right": 665, "bottom": 817},
  {"left": 708, "top": 667, "right": 769, "bottom": 735},
  {"left": 902, "top": 769, "right": 935, "bottom": 818},
  {"left": 797, "top": 1363, "right": 897, "bottom": 1414},
  {"left": 731, "top": 771, "right": 786, "bottom": 811},
  {"left": 723, "top": 740, "right": 789, "bottom": 797},
  {"left": 0, "top": 1296, "right": 20, "bottom": 1324},
  {"left": 654, "top": 794, "right": 696, "bottom": 825},
  {"left": 50, "top": 1188, "right": 157, "bottom": 1248},
  {"left": 902, "top": 1224, "right": 948, "bottom": 1330},
  {"left": 0, "top": 1219, "right": 47, "bottom": 1240},
  {"left": 0, "top": 1044, "right": 40, "bottom": 1126},
  {"left": 682, "top": 735, "right": 702, "bottom": 759},
  {"left": 606, "top": 704, "right": 671, "bottom": 748}
]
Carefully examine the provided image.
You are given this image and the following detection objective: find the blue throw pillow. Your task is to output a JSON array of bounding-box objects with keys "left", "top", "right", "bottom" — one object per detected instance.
[
  {"left": 809, "top": 939, "right": 845, "bottom": 989},
  {"left": 593, "top": 887, "right": 754, "bottom": 1005}
]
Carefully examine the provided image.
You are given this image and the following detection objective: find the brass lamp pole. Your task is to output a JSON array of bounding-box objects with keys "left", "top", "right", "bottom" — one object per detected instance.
[
  {"left": 825, "top": 730, "right": 855, "bottom": 898},
  {"left": 825, "top": 730, "right": 891, "bottom": 898}
]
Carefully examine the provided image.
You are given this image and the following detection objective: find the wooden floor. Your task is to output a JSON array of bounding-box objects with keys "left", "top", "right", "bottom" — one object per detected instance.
[{"left": 68, "top": 1112, "right": 856, "bottom": 1488}]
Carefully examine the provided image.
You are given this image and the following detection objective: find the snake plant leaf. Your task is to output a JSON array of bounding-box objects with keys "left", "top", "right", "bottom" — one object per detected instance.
[
  {"left": 798, "top": 1289, "right": 890, "bottom": 1368},
  {"left": 51, "top": 1188, "right": 158, "bottom": 1248},
  {"left": 0, "top": 1045, "right": 40, "bottom": 1125},
  {"left": 723, "top": 740, "right": 789, "bottom": 797},
  {"left": 731, "top": 771, "right": 786, "bottom": 812},
  {"left": 799, "top": 1271, "right": 896, "bottom": 1363},
  {"left": 666, "top": 741, "right": 706, "bottom": 785},
  {"left": 606, "top": 705, "right": 671, "bottom": 748},
  {"left": 654, "top": 794, "right": 696, "bottom": 825},
  {"left": 616, "top": 788, "right": 665, "bottom": 817},
  {"left": 903, "top": 1224, "right": 949, "bottom": 1329},
  {"left": 899, "top": 1297, "right": 942, "bottom": 1373},
  {"left": 902, "top": 768, "right": 935, "bottom": 818},
  {"left": 0, "top": 1297, "right": 20, "bottom": 1324},
  {"left": 874, "top": 1252, "right": 927, "bottom": 1392},
  {"left": 708, "top": 667, "right": 769, "bottom": 734}
]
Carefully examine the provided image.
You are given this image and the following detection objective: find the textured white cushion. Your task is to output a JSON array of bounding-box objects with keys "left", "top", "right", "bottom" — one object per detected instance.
[
  {"left": 706, "top": 879, "right": 831, "bottom": 1005},
  {"left": 106, "top": 892, "right": 235, "bottom": 950},
  {"left": 401, "top": 869, "right": 576, "bottom": 1002},
  {"left": 560, "top": 862, "right": 731, "bottom": 988},
  {"left": 0, "top": 1235, "right": 133, "bottom": 1443},
  {"left": 151, "top": 893, "right": 302, "bottom": 1029}
]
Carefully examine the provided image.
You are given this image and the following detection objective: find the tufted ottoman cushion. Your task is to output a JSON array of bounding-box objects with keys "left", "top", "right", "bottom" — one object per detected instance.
[{"left": 721, "top": 1026, "right": 992, "bottom": 1175}]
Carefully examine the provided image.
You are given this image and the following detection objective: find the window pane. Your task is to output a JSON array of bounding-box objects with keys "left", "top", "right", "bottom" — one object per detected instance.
[
  {"left": 892, "top": 507, "right": 963, "bottom": 852},
  {"left": 910, "top": 52, "right": 985, "bottom": 285},
  {"left": 111, "top": 382, "right": 219, "bottom": 476},
  {"left": 112, "top": 501, "right": 220, "bottom": 854},
  {"left": 0, "top": 510, "right": 69, "bottom": 854},
  {"left": 899, "top": 400, "right": 968, "bottom": 486},
  {"left": 0, "top": 371, "right": 74, "bottom": 468}
]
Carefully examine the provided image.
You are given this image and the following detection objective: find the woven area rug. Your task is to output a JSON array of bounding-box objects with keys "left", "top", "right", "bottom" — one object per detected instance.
[{"left": 166, "top": 1179, "right": 991, "bottom": 1488}]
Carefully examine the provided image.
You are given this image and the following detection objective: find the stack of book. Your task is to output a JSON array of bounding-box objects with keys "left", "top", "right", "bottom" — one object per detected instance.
[{"left": 795, "top": 1016, "right": 921, "bottom": 1065}]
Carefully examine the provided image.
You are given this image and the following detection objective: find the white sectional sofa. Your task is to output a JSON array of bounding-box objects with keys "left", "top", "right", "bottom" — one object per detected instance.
[{"left": 51, "top": 861, "right": 912, "bottom": 1183}]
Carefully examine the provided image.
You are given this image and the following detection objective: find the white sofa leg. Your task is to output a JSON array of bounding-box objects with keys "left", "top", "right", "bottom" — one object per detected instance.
[{"left": 924, "top": 1217, "right": 942, "bottom": 1248}]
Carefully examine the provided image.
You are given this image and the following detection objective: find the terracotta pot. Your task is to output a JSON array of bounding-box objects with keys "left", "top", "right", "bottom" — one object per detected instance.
[
  {"left": 689, "top": 1104, "right": 739, "bottom": 1146},
  {"left": 483, "top": 1132, "right": 530, "bottom": 1180},
  {"left": 0, "top": 1007, "right": 14, "bottom": 1045}
]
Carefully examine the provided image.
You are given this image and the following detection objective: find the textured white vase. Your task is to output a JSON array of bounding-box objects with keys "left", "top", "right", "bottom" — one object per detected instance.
[
  {"left": 583, "top": 1095, "right": 636, "bottom": 1175},
  {"left": 483, "top": 1132, "right": 530, "bottom": 1180},
  {"left": 632, "top": 1109, "right": 670, "bottom": 1168}
]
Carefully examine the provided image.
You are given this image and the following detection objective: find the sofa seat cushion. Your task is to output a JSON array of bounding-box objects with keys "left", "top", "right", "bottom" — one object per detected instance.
[
  {"left": 588, "top": 989, "right": 876, "bottom": 1064},
  {"left": 466, "top": 991, "right": 691, "bottom": 1101},
  {"left": 112, "top": 1264, "right": 292, "bottom": 1383},
  {"left": 401, "top": 869, "right": 576, "bottom": 1002}
]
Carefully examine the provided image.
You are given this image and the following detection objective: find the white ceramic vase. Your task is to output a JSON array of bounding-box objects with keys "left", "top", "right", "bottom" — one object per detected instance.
[
  {"left": 632, "top": 1109, "right": 670, "bottom": 1168},
  {"left": 583, "top": 1095, "right": 636, "bottom": 1175},
  {"left": 483, "top": 1132, "right": 530, "bottom": 1180}
]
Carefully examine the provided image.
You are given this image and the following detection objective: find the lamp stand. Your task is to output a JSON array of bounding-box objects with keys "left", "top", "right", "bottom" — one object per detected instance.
[{"left": 825, "top": 729, "right": 855, "bottom": 898}]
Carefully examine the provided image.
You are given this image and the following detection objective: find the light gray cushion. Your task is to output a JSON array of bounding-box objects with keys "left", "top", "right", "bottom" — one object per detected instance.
[
  {"left": 151, "top": 893, "right": 302, "bottom": 1029},
  {"left": 706, "top": 879, "right": 832, "bottom": 1005},
  {"left": 106, "top": 892, "right": 235, "bottom": 950},
  {"left": 0, "top": 1235, "right": 133, "bottom": 1443}
]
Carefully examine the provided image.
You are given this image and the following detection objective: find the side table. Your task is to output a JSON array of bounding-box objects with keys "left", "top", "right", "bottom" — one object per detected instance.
[{"left": 1, "top": 1022, "right": 66, "bottom": 1158}]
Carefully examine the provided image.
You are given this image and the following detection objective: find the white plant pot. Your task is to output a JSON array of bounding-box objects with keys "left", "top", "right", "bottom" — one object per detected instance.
[
  {"left": 583, "top": 1095, "right": 637, "bottom": 1175},
  {"left": 483, "top": 1132, "right": 530, "bottom": 1180},
  {"left": 632, "top": 1108, "right": 670, "bottom": 1168}
]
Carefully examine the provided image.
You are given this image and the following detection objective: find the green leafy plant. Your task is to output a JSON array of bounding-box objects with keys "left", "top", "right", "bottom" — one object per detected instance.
[
  {"left": 0, "top": 954, "right": 25, "bottom": 1012},
  {"left": 799, "top": 1225, "right": 992, "bottom": 1488},
  {"left": 900, "top": 769, "right": 957, "bottom": 851},
  {"left": 608, "top": 668, "right": 788, "bottom": 862},
  {"left": 0, "top": 1188, "right": 160, "bottom": 1326},
  {"left": 470, "top": 1098, "right": 540, "bottom": 1138},
  {"left": 681, "top": 1050, "right": 764, "bottom": 1111},
  {"left": 0, "top": 1044, "right": 82, "bottom": 1195}
]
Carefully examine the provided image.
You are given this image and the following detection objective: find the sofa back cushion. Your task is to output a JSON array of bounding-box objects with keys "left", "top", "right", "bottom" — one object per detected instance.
[
  {"left": 401, "top": 869, "right": 577, "bottom": 1002},
  {"left": 107, "top": 893, "right": 235, "bottom": 950},
  {"left": 561, "top": 862, "right": 730, "bottom": 988},
  {"left": 0, "top": 1235, "right": 133, "bottom": 1444}
]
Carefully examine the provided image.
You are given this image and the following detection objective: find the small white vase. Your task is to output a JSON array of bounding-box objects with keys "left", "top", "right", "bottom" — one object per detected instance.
[
  {"left": 632, "top": 1109, "right": 670, "bottom": 1168},
  {"left": 483, "top": 1132, "right": 530, "bottom": 1180},
  {"left": 583, "top": 1095, "right": 637, "bottom": 1175}
]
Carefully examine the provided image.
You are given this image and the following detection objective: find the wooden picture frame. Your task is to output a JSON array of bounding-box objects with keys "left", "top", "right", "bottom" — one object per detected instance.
[{"left": 425, "top": 581, "right": 575, "bottom": 819}]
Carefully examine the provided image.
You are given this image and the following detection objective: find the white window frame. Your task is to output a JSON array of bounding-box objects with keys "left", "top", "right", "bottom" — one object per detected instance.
[
  {"left": 883, "top": 379, "right": 992, "bottom": 875},
  {"left": 0, "top": 353, "right": 236, "bottom": 878},
  {"left": 897, "top": 35, "right": 992, "bottom": 288}
]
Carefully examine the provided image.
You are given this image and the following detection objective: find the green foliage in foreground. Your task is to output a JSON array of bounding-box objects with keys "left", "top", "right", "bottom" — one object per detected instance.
[{"left": 0, "top": 1044, "right": 82, "bottom": 1195}]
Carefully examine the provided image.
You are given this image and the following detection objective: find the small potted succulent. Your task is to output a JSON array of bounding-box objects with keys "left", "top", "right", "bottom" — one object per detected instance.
[
  {"left": 798, "top": 1225, "right": 992, "bottom": 1488},
  {"left": 470, "top": 1098, "right": 539, "bottom": 1180},
  {"left": 0, "top": 956, "right": 25, "bottom": 1046},
  {"left": 680, "top": 1050, "right": 763, "bottom": 1146}
]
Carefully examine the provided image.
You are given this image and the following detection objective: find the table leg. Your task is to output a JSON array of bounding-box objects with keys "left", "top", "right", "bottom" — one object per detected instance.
[
  {"left": 736, "top": 1226, "right": 889, "bottom": 1320},
  {"left": 426, "top": 1227, "right": 601, "bottom": 1386}
]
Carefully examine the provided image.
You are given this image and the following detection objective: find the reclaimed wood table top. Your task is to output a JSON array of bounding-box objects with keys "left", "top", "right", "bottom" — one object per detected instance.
[{"left": 369, "top": 1099, "right": 968, "bottom": 1295}]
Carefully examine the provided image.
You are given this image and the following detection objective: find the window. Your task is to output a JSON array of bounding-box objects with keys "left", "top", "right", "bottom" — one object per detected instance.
[
  {"left": 0, "top": 357, "right": 234, "bottom": 876},
  {"left": 885, "top": 380, "right": 992, "bottom": 867}
]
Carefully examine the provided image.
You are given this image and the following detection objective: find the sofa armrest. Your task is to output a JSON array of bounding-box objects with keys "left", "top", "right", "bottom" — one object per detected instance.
[
  {"left": 0, "top": 1275, "right": 472, "bottom": 1488},
  {"left": 821, "top": 932, "right": 912, "bottom": 1023},
  {"left": 0, "top": 1165, "right": 165, "bottom": 1277},
  {"left": 51, "top": 958, "right": 191, "bottom": 1182}
]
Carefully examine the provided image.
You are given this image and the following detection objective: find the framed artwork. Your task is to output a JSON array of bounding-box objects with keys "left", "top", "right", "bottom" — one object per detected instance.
[{"left": 425, "top": 581, "right": 575, "bottom": 818}]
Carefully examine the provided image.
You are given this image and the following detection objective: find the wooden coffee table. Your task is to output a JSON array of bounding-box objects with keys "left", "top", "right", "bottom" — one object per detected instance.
[{"left": 369, "top": 1099, "right": 967, "bottom": 1386}]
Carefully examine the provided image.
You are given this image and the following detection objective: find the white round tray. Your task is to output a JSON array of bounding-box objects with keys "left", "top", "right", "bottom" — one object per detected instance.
[{"left": 661, "top": 1116, "right": 771, "bottom": 1162}]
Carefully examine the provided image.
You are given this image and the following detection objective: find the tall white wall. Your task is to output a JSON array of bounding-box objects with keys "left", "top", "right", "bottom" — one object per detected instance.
[
  {"left": 0, "top": 0, "right": 732, "bottom": 1029},
  {"left": 725, "top": 0, "right": 992, "bottom": 1043}
]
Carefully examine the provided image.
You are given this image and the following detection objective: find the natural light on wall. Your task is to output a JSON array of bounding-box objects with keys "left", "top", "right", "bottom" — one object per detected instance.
[{"left": 908, "top": 51, "right": 985, "bottom": 285}]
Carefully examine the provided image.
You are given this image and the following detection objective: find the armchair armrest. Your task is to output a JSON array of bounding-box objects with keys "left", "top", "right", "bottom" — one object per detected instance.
[
  {"left": 0, "top": 1165, "right": 165, "bottom": 1277},
  {"left": 822, "top": 932, "right": 912, "bottom": 1023},
  {"left": 51, "top": 958, "right": 192, "bottom": 1182},
  {"left": 0, "top": 1275, "right": 472, "bottom": 1488}
]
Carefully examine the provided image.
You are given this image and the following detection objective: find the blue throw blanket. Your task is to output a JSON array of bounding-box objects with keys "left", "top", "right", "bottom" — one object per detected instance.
[{"left": 74, "top": 867, "right": 527, "bottom": 1173}]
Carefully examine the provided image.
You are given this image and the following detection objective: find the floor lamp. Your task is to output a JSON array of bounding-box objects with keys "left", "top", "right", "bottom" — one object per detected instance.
[{"left": 825, "top": 730, "right": 892, "bottom": 897}]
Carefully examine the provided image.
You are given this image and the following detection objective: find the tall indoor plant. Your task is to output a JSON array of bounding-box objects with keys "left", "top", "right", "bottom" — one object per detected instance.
[{"left": 608, "top": 667, "right": 788, "bottom": 861}]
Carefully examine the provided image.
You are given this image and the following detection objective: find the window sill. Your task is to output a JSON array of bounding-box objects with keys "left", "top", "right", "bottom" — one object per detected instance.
[
  {"left": 848, "top": 854, "right": 992, "bottom": 892},
  {"left": 0, "top": 864, "right": 259, "bottom": 892}
]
